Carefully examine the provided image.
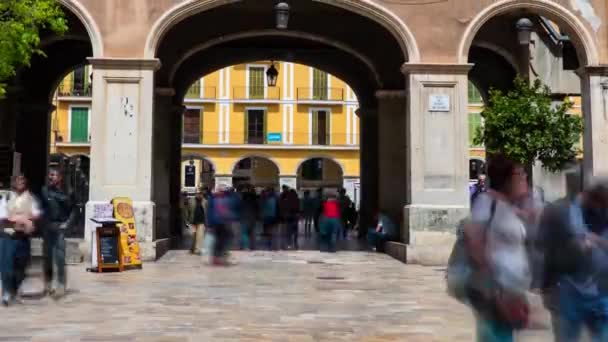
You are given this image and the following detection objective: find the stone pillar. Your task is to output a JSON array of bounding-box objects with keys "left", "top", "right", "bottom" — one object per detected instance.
[
  {"left": 376, "top": 91, "right": 408, "bottom": 240},
  {"left": 84, "top": 58, "right": 161, "bottom": 261},
  {"left": 579, "top": 67, "right": 608, "bottom": 184},
  {"left": 279, "top": 175, "right": 297, "bottom": 190},
  {"left": 15, "top": 102, "right": 55, "bottom": 192},
  {"left": 153, "top": 89, "right": 184, "bottom": 242},
  {"left": 401, "top": 63, "right": 472, "bottom": 265},
  {"left": 357, "top": 108, "right": 378, "bottom": 236}
]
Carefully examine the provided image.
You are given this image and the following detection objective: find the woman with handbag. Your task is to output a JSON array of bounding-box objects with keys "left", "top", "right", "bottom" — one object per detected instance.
[{"left": 464, "top": 155, "right": 532, "bottom": 341}]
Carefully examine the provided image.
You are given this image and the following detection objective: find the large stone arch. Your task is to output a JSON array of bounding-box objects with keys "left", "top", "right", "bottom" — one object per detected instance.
[
  {"left": 57, "top": 0, "right": 104, "bottom": 57},
  {"left": 144, "top": 0, "right": 420, "bottom": 62},
  {"left": 458, "top": 0, "right": 599, "bottom": 66}
]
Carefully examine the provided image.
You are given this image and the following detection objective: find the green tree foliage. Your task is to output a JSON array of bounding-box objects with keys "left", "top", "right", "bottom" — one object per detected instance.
[
  {"left": 474, "top": 77, "right": 583, "bottom": 172},
  {"left": 0, "top": 0, "right": 67, "bottom": 97}
]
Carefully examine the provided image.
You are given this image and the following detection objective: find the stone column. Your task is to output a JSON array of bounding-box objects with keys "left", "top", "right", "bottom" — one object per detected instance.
[
  {"left": 401, "top": 63, "right": 472, "bottom": 265},
  {"left": 375, "top": 91, "right": 408, "bottom": 241},
  {"left": 153, "top": 88, "right": 184, "bottom": 241},
  {"left": 579, "top": 67, "right": 608, "bottom": 184},
  {"left": 15, "top": 102, "right": 55, "bottom": 192},
  {"left": 357, "top": 108, "right": 378, "bottom": 236},
  {"left": 279, "top": 175, "right": 297, "bottom": 190},
  {"left": 84, "top": 58, "right": 161, "bottom": 261}
]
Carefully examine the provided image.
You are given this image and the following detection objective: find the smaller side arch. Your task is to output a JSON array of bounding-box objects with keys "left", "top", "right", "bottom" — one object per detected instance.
[
  {"left": 181, "top": 153, "right": 218, "bottom": 173},
  {"left": 57, "top": 0, "right": 104, "bottom": 57},
  {"left": 230, "top": 155, "right": 282, "bottom": 176},
  {"left": 458, "top": 0, "right": 599, "bottom": 66},
  {"left": 294, "top": 155, "right": 345, "bottom": 177}
]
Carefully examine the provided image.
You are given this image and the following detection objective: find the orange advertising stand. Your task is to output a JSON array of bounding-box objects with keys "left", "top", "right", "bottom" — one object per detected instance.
[{"left": 111, "top": 197, "right": 143, "bottom": 269}]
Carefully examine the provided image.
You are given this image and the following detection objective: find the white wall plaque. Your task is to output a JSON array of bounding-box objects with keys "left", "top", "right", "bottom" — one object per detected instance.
[{"left": 429, "top": 94, "right": 450, "bottom": 112}]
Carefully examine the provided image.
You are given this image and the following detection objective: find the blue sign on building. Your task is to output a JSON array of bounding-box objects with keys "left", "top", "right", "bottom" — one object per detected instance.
[{"left": 267, "top": 132, "right": 282, "bottom": 142}]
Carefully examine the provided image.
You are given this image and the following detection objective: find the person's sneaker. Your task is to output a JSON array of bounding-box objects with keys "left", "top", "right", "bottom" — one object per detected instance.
[
  {"left": 2, "top": 293, "right": 11, "bottom": 307},
  {"left": 52, "top": 287, "right": 66, "bottom": 300}
]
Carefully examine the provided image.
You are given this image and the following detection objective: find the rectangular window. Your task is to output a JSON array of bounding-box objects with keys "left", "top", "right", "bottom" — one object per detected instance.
[
  {"left": 469, "top": 112, "right": 482, "bottom": 147},
  {"left": 70, "top": 107, "right": 89, "bottom": 143},
  {"left": 313, "top": 69, "right": 328, "bottom": 100},
  {"left": 312, "top": 110, "right": 330, "bottom": 145},
  {"left": 183, "top": 108, "right": 202, "bottom": 144},
  {"left": 468, "top": 81, "right": 482, "bottom": 104},
  {"left": 184, "top": 164, "right": 196, "bottom": 187},
  {"left": 249, "top": 67, "right": 265, "bottom": 99},
  {"left": 246, "top": 109, "right": 265, "bottom": 144},
  {"left": 72, "top": 66, "right": 87, "bottom": 96}
]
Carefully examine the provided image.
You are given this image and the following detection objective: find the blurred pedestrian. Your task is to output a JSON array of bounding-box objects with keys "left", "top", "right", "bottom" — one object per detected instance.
[
  {"left": 537, "top": 178, "right": 608, "bottom": 341},
  {"left": 367, "top": 212, "right": 397, "bottom": 252},
  {"left": 41, "top": 168, "right": 76, "bottom": 299},
  {"left": 260, "top": 188, "right": 279, "bottom": 250},
  {"left": 240, "top": 185, "right": 258, "bottom": 250},
  {"left": 470, "top": 174, "right": 487, "bottom": 205},
  {"left": 206, "top": 185, "right": 236, "bottom": 266},
  {"left": 338, "top": 188, "right": 352, "bottom": 239},
  {"left": 189, "top": 190, "right": 207, "bottom": 255},
  {"left": 0, "top": 176, "right": 40, "bottom": 306},
  {"left": 463, "top": 155, "right": 532, "bottom": 341},
  {"left": 319, "top": 193, "right": 341, "bottom": 253},
  {"left": 301, "top": 190, "right": 315, "bottom": 238}
]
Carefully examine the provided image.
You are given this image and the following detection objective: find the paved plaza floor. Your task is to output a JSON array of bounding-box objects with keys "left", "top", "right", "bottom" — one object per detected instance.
[{"left": 1, "top": 250, "right": 553, "bottom": 342}]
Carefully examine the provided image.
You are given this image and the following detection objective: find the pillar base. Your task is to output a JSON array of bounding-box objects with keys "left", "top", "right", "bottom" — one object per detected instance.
[{"left": 403, "top": 204, "right": 468, "bottom": 266}]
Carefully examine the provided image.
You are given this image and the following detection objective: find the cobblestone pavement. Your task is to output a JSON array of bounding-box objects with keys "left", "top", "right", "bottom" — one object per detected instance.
[{"left": 1, "top": 251, "right": 553, "bottom": 342}]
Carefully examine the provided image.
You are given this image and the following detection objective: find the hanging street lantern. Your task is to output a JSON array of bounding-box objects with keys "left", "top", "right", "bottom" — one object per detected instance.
[
  {"left": 515, "top": 18, "right": 534, "bottom": 45},
  {"left": 275, "top": 2, "right": 290, "bottom": 30},
  {"left": 267, "top": 62, "right": 279, "bottom": 87}
]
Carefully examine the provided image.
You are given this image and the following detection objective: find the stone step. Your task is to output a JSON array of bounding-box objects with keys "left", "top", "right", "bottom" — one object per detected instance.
[{"left": 30, "top": 238, "right": 85, "bottom": 264}]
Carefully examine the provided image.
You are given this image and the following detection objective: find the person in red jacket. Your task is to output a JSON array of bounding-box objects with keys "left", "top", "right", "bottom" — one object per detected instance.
[{"left": 319, "top": 193, "right": 341, "bottom": 252}]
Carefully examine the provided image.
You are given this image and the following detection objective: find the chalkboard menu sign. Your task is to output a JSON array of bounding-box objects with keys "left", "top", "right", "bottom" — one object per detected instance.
[{"left": 96, "top": 226, "right": 123, "bottom": 272}]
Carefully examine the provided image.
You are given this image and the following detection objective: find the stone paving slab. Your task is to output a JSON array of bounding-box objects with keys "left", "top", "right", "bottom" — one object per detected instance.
[{"left": 1, "top": 251, "right": 552, "bottom": 341}]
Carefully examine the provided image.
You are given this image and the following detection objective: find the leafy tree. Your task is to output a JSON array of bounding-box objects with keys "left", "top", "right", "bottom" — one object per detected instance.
[
  {"left": 0, "top": 0, "right": 67, "bottom": 97},
  {"left": 474, "top": 76, "right": 583, "bottom": 172}
]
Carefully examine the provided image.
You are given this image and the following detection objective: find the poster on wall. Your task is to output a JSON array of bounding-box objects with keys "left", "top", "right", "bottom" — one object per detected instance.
[{"left": 112, "top": 197, "right": 142, "bottom": 268}]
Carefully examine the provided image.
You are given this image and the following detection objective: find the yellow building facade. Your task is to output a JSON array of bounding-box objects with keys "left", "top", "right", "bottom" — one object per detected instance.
[{"left": 51, "top": 61, "right": 363, "bottom": 203}]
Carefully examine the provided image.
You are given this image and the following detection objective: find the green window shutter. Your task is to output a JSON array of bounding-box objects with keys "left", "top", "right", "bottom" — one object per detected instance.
[
  {"left": 249, "top": 67, "right": 264, "bottom": 99},
  {"left": 263, "top": 110, "right": 268, "bottom": 144},
  {"left": 326, "top": 112, "right": 331, "bottom": 145},
  {"left": 312, "top": 111, "right": 318, "bottom": 145},
  {"left": 71, "top": 107, "right": 89, "bottom": 143},
  {"left": 70, "top": 71, "right": 75, "bottom": 94},
  {"left": 313, "top": 69, "right": 327, "bottom": 100},
  {"left": 468, "top": 113, "right": 481, "bottom": 147},
  {"left": 199, "top": 109, "right": 204, "bottom": 144},
  {"left": 244, "top": 111, "right": 249, "bottom": 143},
  {"left": 468, "top": 81, "right": 482, "bottom": 104},
  {"left": 84, "top": 65, "right": 90, "bottom": 95}
]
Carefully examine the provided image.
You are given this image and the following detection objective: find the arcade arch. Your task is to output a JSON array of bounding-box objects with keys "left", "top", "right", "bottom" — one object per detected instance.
[
  {"left": 296, "top": 157, "right": 344, "bottom": 191},
  {"left": 232, "top": 156, "right": 280, "bottom": 190}
]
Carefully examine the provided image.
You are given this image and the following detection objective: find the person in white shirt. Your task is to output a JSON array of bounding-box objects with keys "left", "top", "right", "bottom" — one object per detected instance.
[{"left": 0, "top": 175, "right": 41, "bottom": 306}]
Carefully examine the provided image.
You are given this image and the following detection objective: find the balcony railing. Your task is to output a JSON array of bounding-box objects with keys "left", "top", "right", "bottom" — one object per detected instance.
[
  {"left": 233, "top": 86, "right": 281, "bottom": 101},
  {"left": 180, "top": 131, "right": 360, "bottom": 146},
  {"left": 58, "top": 82, "right": 92, "bottom": 97},
  {"left": 184, "top": 82, "right": 218, "bottom": 100},
  {"left": 297, "top": 88, "right": 344, "bottom": 102},
  {"left": 52, "top": 130, "right": 91, "bottom": 144}
]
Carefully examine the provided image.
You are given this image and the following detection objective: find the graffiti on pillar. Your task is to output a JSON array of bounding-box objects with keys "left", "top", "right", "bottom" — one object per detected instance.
[{"left": 122, "top": 97, "right": 135, "bottom": 118}]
